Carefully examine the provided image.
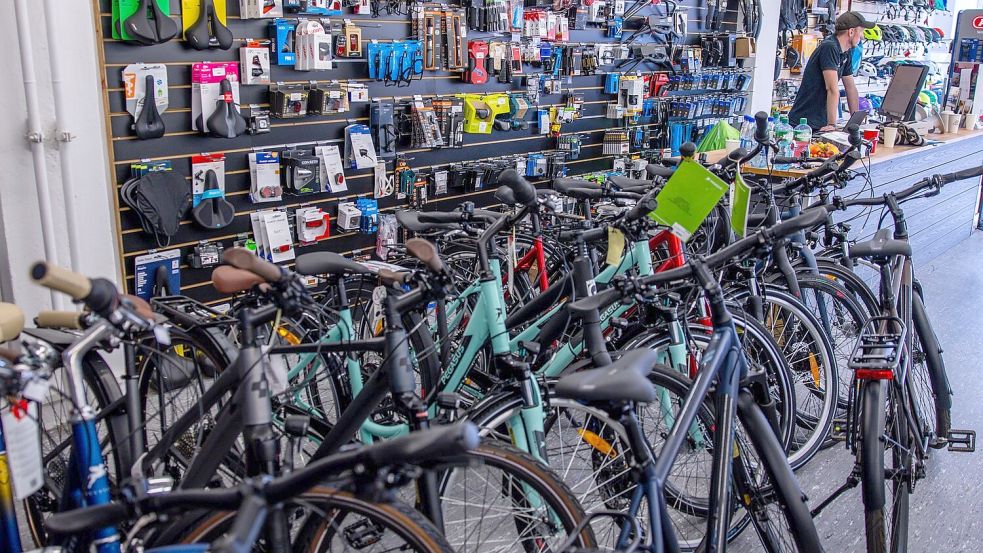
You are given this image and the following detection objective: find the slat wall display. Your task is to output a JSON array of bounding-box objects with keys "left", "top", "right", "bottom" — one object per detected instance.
[{"left": 97, "top": 0, "right": 757, "bottom": 305}]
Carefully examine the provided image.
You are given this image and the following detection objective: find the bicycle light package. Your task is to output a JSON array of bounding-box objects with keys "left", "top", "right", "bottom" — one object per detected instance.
[
  {"left": 113, "top": 0, "right": 179, "bottom": 43},
  {"left": 122, "top": 63, "right": 168, "bottom": 139},
  {"left": 294, "top": 19, "right": 334, "bottom": 70},
  {"left": 269, "top": 83, "right": 311, "bottom": 118},
  {"left": 295, "top": 206, "right": 331, "bottom": 245},
  {"left": 308, "top": 82, "right": 350, "bottom": 115},
  {"left": 191, "top": 62, "right": 246, "bottom": 137},
  {"left": 315, "top": 144, "right": 348, "bottom": 193},
  {"left": 182, "top": 0, "right": 234, "bottom": 50},
  {"left": 240, "top": 41, "right": 272, "bottom": 84},
  {"left": 281, "top": 148, "right": 322, "bottom": 194},
  {"left": 239, "top": 0, "right": 284, "bottom": 18},
  {"left": 251, "top": 209, "right": 295, "bottom": 262},
  {"left": 345, "top": 124, "right": 379, "bottom": 169},
  {"left": 270, "top": 18, "right": 297, "bottom": 65},
  {"left": 336, "top": 201, "right": 361, "bottom": 231},
  {"left": 248, "top": 151, "right": 283, "bottom": 203}
]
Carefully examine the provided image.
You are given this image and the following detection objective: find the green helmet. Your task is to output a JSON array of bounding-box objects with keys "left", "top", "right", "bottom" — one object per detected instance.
[{"left": 864, "top": 25, "right": 883, "bottom": 41}]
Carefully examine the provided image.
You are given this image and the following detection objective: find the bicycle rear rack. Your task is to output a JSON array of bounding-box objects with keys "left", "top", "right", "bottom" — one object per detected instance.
[
  {"left": 151, "top": 295, "right": 237, "bottom": 331},
  {"left": 848, "top": 315, "right": 907, "bottom": 380}
]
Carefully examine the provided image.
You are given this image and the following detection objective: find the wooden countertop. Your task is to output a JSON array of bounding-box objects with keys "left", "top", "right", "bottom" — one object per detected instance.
[{"left": 733, "top": 128, "right": 983, "bottom": 177}]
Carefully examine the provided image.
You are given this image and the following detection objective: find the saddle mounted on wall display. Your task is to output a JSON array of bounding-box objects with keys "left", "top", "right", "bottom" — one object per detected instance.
[
  {"left": 187, "top": 0, "right": 234, "bottom": 50},
  {"left": 199, "top": 78, "right": 247, "bottom": 138},
  {"left": 134, "top": 74, "right": 166, "bottom": 139},
  {"left": 192, "top": 170, "right": 236, "bottom": 229},
  {"left": 123, "top": 0, "right": 179, "bottom": 45}
]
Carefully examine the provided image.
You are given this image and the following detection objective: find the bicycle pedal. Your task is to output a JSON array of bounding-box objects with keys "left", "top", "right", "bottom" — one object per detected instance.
[
  {"left": 946, "top": 429, "right": 976, "bottom": 453},
  {"left": 829, "top": 422, "right": 848, "bottom": 442}
]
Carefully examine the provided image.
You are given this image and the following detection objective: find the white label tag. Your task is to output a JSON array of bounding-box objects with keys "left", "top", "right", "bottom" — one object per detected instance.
[
  {"left": 370, "top": 286, "right": 387, "bottom": 336},
  {"left": 585, "top": 279, "right": 597, "bottom": 296},
  {"left": 3, "top": 404, "right": 44, "bottom": 499}
]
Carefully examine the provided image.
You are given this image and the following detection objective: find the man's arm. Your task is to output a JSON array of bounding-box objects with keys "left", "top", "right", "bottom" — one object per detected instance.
[
  {"left": 822, "top": 69, "right": 840, "bottom": 131},
  {"left": 842, "top": 74, "right": 860, "bottom": 114}
]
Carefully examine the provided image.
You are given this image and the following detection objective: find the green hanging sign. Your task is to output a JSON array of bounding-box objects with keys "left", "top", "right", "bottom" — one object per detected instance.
[
  {"left": 730, "top": 170, "right": 751, "bottom": 237},
  {"left": 648, "top": 159, "right": 729, "bottom": 241}
]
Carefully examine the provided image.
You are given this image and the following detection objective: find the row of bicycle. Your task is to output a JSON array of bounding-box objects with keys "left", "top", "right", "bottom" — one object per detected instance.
[{"left": 0, "top": 111, "right": 978, "bottom": 553}]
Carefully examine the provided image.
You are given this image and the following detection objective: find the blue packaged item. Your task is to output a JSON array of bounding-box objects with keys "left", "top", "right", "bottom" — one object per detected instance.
[
  {"left": 356, "top": 197, "right": 378, "bottom": 233},
  {"left": 604, "top": 73, "right": 620, "bottom": 94}
]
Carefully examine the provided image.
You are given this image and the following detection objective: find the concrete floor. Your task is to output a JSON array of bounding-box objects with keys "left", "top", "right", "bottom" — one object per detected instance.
[{"left": 782, "top": 231, "right": 983, "bottom": 552}]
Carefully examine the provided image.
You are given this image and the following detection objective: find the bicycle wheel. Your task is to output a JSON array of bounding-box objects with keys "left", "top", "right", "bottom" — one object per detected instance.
[
  {"left": 859, "top": 380, "right": 911, "bottom": 553},
  {"left": 795, "top": 257, "right": 879, "bottom": 317},
  {"left": 730, "top": 390, "right": 824, "bottom": 553},
  {"left": 429, "top": 441, "right": 595, "bottom": 553},
  {"left": 144, "top": 488, "right": 454, "bottom": 553},
  {"left": 910, "top": 292, "right": 952, "bottom": 447}
]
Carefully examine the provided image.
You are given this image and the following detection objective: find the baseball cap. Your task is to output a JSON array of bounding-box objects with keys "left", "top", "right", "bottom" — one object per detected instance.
[{"left": 835, "top": 11, "right": 876, "bottom": 31}]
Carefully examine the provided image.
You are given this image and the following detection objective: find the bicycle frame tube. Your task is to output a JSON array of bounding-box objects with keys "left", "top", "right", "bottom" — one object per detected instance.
[
  {"left": 0, "top": 424, "right": 22, "bottom": 553},
  {"left": 62, "top": 321, "right": 121, "bottom": 553},
  {"left": 514, "top": 235, "right": 550, "bottom": 292}
]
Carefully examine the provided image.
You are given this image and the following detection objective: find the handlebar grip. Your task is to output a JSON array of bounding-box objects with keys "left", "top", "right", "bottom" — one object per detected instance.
[
  {"left": 837, "top": 150, "right": 861, "bottom": 172},
  {"left": 646, "top": 164, "right": 675, "bottom": 178},
  {"left": 30, "top": 262, "right": 92, "bottom": 301},
  {"left": 365, "top": 422, "right": 480, "bottom": 466},
  {"left": 679, "top": 142, "right": 696, "bottom": 159},
  {"left": 498, "top": 169, "right": 537, "bottom": 207},
  {"left": 942, "top": 163, "right": 983, "bottom": 184},
  {"left": 553, "top": 177, "right": 599, "bottom": 194},
  {"left": 0, "top": 303, "right": 25, "bottom": 342},
  {"left": 417, "top": 212, "right": 464, "bottom": 224},
  {"left": 753, "top": 111, "right": 769, "bottom": 143},
  {"left": 494, "top": 185, "right": 516, "bottom": 206},
  {"left": 626, "top": 189, "right": 658, "bottom": 222},
  {"left": 771, "top": 156, "right": 800, "bottom": 165},
  {"left": 223, "top": 248, "right": 283, "bottom": 283},
  {"left": 769, "top": 209, "right": 828, "bottom": 238},
  {"left": 45, "top": 502, "right": 130, "bottom": 535},
  {"left": 717, "top": 147, "right": 746, "bottom": 174},
  {"left": 35, "top": 310, "right": 83, "bottom": 330},
  {"left": 847, "top": 123, "right": 862, "bottom": 147}
]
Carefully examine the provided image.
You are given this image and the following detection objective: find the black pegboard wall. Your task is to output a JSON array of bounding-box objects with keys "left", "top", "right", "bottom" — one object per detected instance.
[{"left": 98, "top": 0, "right": 753, "bottom": 305}]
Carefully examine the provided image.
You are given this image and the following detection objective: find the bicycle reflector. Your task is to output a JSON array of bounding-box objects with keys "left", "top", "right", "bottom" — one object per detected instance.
[{"left": 848, "top": 316, "right": 906, "bottom": 380}]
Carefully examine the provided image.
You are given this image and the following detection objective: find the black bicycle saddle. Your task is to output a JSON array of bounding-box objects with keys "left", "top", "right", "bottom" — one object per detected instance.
[
  {"left": 186, "top": 0, "right": 234, "bottom": 50},
  {"left": 134, "top": 75, "right": 165, "bottom": 139},
  {"left": 201, "top": 79, "right": 246, "bottom": 138},
  {"left": 193, "top": 170, "right": 235, "bottom": 230},
  {"left": 123, "top": 0, "right": 179, "bottom": 45}
]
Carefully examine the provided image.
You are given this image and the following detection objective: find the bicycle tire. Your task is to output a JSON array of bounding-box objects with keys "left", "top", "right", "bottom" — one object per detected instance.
[
  {"left": 859, "top": 380, "right": 911, "bottom": 553},
  {"left": 794, "top": 256, "right": 879, "bottom": 316},
  {"left": 144, "top": 487, "right": 455, "bottom": 553},
  {"left": 733, "top": 390, "right": 825, "bottom": 553}
]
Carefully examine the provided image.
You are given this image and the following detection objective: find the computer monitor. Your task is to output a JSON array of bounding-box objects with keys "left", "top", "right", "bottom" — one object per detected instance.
[{"left": 879, "top": 64, "right": 930, "bottom": 121}]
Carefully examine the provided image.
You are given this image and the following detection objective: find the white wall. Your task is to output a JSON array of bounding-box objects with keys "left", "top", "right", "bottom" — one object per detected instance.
[{"left": 0, "top": 1, "right": 120, "bottom": 315}]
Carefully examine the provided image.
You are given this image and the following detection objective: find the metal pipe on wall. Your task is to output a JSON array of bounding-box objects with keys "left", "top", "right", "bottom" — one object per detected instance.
[
  {"left": 42, "top": 0, "right": 82, "bottom": 275},
  {"left": 13, "top": 0, "right": 63, "bottom": 309}
]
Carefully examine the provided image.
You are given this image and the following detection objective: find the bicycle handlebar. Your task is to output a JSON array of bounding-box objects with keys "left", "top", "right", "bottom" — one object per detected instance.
[
  {"left": 497, "top": 169, "right": 537, "bottom": 207},
  {"left": 223, "top": 248, "right": 284, "bottom": 283}
]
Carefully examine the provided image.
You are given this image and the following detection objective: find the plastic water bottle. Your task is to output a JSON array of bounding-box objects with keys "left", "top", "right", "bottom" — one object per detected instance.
[
  {"left": 774, "top": 116, "right": 793, "bottom": 170},
  {"left": 739, "top": 115, "right": 755, "bottom": 151},
  {"left": 793, "top": 118, "right": 812, "bottom": 158}
]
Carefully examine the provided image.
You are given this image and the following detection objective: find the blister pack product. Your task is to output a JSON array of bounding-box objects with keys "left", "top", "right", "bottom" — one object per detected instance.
[
  {"left": 295, "top": 19, "right": 334, "bottom": 70},
  {"left": 270, "top": 18, "right": 297, "bottom": 65},
  {"left": 191, "top": 62, "right": 241, "bottom": 133},
  {"left": 295, "top": 206, "right": 331, "bottom": 245},
  {"left": 248, "top": 151, "right": 282, "bottom": 202},
  {"left": 315, "top": 145, "right": 347, "bottom": 193},
  {"left": 345, "top": 124, "right": 378, "bottom": 169},
  {"left": 191, "top": 153, "right": 226, "bottom": 207},
  {"left": 241, "top": 41, "right": 272, "bottom": 84}
]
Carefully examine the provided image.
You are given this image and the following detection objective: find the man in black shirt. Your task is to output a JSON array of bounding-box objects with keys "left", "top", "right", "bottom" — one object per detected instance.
[{"left": 788, "top": 11, "right": 875, "bottom": 131}]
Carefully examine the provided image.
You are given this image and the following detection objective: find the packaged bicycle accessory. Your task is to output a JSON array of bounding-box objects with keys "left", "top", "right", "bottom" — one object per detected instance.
[
  {"left": 308, "top": 82, "right": 348, "bottom": 114},
  {"left": 119, "top": 170, "right": 192, "bottom": 247},
  {"left": 356, "top": 197, "right": 379, "bottom": 234},
  {"left": 184, "top": 0, "right": 234, "bottom": 50},
  {"left": 270, "top": 19, "right": 297, "bottom": 65},
  {"left": 338, "top": 22, "right": 362, "bottom": 57},
  {"left": 241, "top": 41, "right": 271, "bottom": 84},
  {"left": 117, "top": 0, "right": 178, "bottom": 44},
  {"left": 188, "top": 241, "right": 224, "bottom": 269},
  {"left": 191, "top": 153, "right": 225, "bottom": 207},
  {"left": 134, "top": 249, "right": 181, "bottom": 301},
  {"left": 315, "top": 145, "right": 347, "bottom": 193},
  {"left": 191, "top": 63, "right": 244, "bottom": 135},
  {"left": 193, "top": 170, "right": 236, "bottom": 229},
  {"left": 123, "top": 64, "right": 168, "bottom": 139},
  {"left": 295, "top": 19, "right": 334, "bottom": 70},
  {"left": 462, "top": 93, "right": 509, "bottom": 134},
  {"left": 269, "top": 83, "right": 310, "bottom": 118},
  {"left": 466, "top": 41, "right": 489, "bottom": 84},
  {"left": 295, "top": 206, "right": 331, "bottom": 245},
  {"left": 247, "top": 109, "right": 272, "bottom": 134},
  {"left": 349, "top": 84, "right": 369, "bottom": 103},
  {"left": 345, "top": 124, "right": 378, "bottom": 169},
  {"left": 281, "top": 149, "right": 322, "bottom": 194},
  {"left": 370, "top": 100, "right": 397, "bottom": 160},
  {"left": 649, "top": 157, "right": 728, "bottom": 241},
  {"left": 260, "top": 210, "right": 295, "bottom": 263},
  {"left": 240, "top": 0, "right": 284, "bottom": 18},
  {"left": 374, "top": 161, "right": 394, "bottom": 198},
  {"left": 337, "top": 202, "right": 362, "bottom": 231},
  {"left": 248, "top": 151, "right": 283, "bottom": 202},
  {"left": 376, "top": 214, "right": 397, "bottom": 260}
]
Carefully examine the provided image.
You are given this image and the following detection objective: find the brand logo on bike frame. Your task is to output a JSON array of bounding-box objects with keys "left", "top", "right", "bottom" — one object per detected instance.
[{"left": 973, "top": 15, "right": 983, "bottom": 29}]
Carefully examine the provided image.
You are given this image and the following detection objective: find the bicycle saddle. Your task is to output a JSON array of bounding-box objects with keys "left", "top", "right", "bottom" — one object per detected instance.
[
  {"left": 555, "top": 349, "right": 660, "bottom": 404},
  {"left": 186, "top": 0, "right": 234, "bottom": 50},
  {"left": 395, "top": 210, "right": 459, "bottom": 232},
  {"left": 201, "top": 79, "right": 246, "bottom": 138},
  {"left": 134, "top": 75, "right": 165, "bottom": 139},
  {"left": 295, "top": 252, "right": 370, "bottom": 277},
  {"left": 192, "top": 170, "right": 235, "bottom": 229},
  {"left": 607, "top": 175, "right": 656, "bottom": 191},
  {"left": 848, "top": 228, "right": 911, "bottom": 262},
  {"left": 123, "top": 0, "right": 179, "bottom": 45}
]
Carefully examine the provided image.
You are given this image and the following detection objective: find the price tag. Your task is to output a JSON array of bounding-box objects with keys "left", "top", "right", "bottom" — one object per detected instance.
[
  {"left": 606, "top": 227, "right": 625, "bottom": 267},
  {"left": 2, "top": 403, "right": 43, "bottom": 499}
]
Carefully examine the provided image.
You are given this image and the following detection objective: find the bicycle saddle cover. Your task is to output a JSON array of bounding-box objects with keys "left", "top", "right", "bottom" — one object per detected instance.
[
  {"left": 134, "top": 75, "right": 165, "bottom": 139},
  {"left": 193, "top": 170, "right": 235, "bottom": 229},
  {"left": 123, "top": 0, "right": 179, "bottom": 44},
  {"left": 202, "top": 79, "right": 247, "bottom": 138},
  {"left": 186, "top": 0, "right": 234, "bottom": 50},
  {"left": 555, "top": 349, "right": 660, "bottom": 404},
  {"left": 120, "top": 171, "right": 192, "bottom": 247}
]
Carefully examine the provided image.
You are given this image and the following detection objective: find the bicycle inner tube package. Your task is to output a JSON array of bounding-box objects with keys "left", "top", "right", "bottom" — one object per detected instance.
[
  {"left": 202, "top": 78, "right": 247, "bottom": 138},
  {"left": 123, "top": 0, "right": 179, "bottom": 45},
  {"left": 193, "top": 170, "right": 236, "bottom": 229},
  {"left": 134, "top": 75, "right": 165, "bottom": 140},
  {"left": 120, "top": 171, "right": 192, "bottom": 247},
  {"left": 186, "top": 0, "right": 234, "bottom": 50}
]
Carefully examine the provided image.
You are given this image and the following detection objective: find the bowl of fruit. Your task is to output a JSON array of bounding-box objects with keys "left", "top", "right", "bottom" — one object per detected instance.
[{"left": 809, "top": 142, "right": 840, "bottom": 159}]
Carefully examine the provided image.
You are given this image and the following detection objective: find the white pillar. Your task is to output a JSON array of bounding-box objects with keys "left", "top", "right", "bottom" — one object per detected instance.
[{"left": 750, "top": 0, "right": 782, "bottom": 114}]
